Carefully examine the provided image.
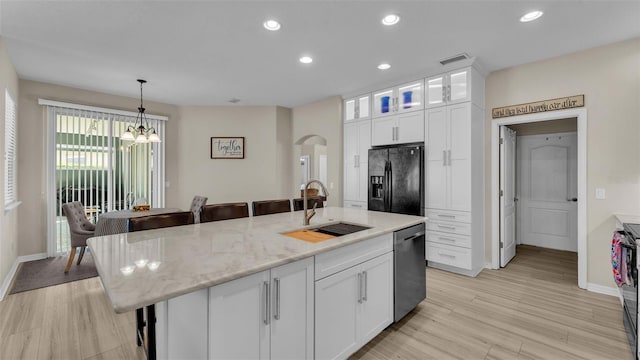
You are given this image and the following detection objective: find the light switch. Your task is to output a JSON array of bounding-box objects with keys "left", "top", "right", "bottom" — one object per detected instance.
[
  {"left": 165, "top": 181, "right": 171, "bottom": 188},
  {"left": 330, "top": 182, "right": 334, "bottom": 189},
  {"left": 595, "top": 188, "right": 606, "bottom": 200}
]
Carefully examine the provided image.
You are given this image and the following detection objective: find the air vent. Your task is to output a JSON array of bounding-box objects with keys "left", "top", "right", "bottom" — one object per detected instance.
[
  {"left": 439, "top": 53, "right": 469, "bottom": 66},
  {"left": 228, "top": 98, "right": 241, "bottom": 104}
]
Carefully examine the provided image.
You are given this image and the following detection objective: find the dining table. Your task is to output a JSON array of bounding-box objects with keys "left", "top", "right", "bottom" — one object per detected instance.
[{"left": 94, "top": 208, "right": 182, "bottom": 236}]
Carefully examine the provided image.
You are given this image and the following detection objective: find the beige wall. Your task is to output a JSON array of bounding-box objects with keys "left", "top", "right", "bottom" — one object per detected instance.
[
  {"left": 175, "top": 105, "right": 292, "bottom": 209},
  {"left": 0, "top": 37, "right": 20, "bottom": 286},
  {"left": 291, "top": 96, "right": 342, "bottom": 206},
  {"left": 17, "top": 80, "right": 180, "bottom": 256},
  {"left": 485, "top": 37, "right": 640, "bottom": 287}
]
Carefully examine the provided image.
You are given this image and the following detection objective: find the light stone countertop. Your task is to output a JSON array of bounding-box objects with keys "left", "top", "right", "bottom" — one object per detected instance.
[
  {"left": 615, "top": 214, "right": 640, "bottom": 228},
  {"left": 87, "top": 207, "right": 426, "bottom": 313}
]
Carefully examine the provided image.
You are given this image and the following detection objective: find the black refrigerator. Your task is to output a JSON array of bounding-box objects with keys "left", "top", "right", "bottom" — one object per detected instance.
[{"left": 368, "top": 144, "right": 424, "bottom": 216}]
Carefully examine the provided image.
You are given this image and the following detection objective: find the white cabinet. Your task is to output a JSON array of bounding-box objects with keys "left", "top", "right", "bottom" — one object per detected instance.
[
  {"left": 344, "top": 94, "right": 371, "bottom": 121},
  {"left": 425, "top": 98, "right": 485, "bottom": 277},
  {"left": 315, "top": 234, "right": 393, "bottom": 360},
  {"left": 371, "top": 110, "right": 424, "bottom": 146},
  {"left": 372, "top": 80, "right": 424, "bottom": 118},
  {"left": 209, "top": 257, "right": 314, "bottom": 360},
  {"left": 343, "top": 119, "right": 371, "bottom": 207},
  {"left": 425, "top": 67, "right": 484, "bottom": 109},
  {"left": 425, "top": 103, "right": 471, "bottom": 211}
]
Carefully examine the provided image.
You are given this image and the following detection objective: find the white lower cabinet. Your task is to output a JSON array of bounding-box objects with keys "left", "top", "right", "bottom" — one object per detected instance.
[
  {"left": 156, "top": 257, "right": 314, "bottom": 360},
  {"left": 315, "top": 251, "right": 393, "bottom": 360},
  {"left": 209, "top": 257, "right": 314, "bottom": 360}
]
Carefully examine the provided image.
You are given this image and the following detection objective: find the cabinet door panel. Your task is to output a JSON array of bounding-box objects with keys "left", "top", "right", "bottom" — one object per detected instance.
[
  {"left": 396, "top": 111, "right": 424, "bottom": 144},
  {"left": 371, "top": 116, "right": 396, "bottom": 146},
  {"left": 397, "top": 81, "right": 424, "bottom": 113},
  {"left": 425, "top": 108, "right": 448, "bottom": 209},
  {"left": 372, "top": 88, "right": 394, "bottom": 118},
  {"left": 209, "top": 271, "right": 270, "bottom": 360},
  {"left": 425, "top": 75, "right": 445, "bottom": 108},
  {"left": 448, "top": 69, "right": 470, "bottom": 104},
  {"left": 315, "top": 268, "right": 359, "bottom": 360},
  {"left": 343, "top": 123, "right": 359, "bottom": 202},
  {"left": 344, "top": 99, "right": 356, "bottom": 121},
  {"left": 167, "top": 290, "right": 209, "bottom": 359},
  {"left": 449, "top": 157, "right": 471, "bottom": 211},
  {"left": 448, "top": 103, "right": 471, "bottom": 160},
  {"left": 270, "top": 258, "right": 314, "bottom": 360},
  {"left": 357, "top": 253, "right": 393, "bottom": 345},
  {"left": 357, "top": 121, "right": 371, "bottom": 160},
  {"left": 358, "top": 95, "right": 371, "bottom": 119}
]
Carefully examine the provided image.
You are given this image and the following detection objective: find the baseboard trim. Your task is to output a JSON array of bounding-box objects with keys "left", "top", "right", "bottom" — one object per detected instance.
[
  {"left": 587, "top": 282, "right": 622, "bottom": 301},
  {"left": 428, "top": 262, "right": 483, "bottom": 277},
  {"left": 0, "top": 252, "right": 48, "bottom": 301}
]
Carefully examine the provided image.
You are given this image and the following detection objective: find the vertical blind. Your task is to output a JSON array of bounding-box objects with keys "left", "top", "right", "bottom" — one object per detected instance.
[
  {"left": 42, "top": 100, "right": 166, "bottom": 254},
  {"left": 4, "top": 89, "right": 17, "bottom": 206}
]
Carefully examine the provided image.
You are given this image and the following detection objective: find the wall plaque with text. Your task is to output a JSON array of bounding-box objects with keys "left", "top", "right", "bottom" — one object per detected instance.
[{"left": 492, "top": 95, "right": 584, "bottom": 119}]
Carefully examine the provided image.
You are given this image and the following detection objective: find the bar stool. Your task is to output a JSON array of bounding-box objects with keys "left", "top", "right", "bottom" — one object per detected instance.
[
  {"left": 201, "top": 202, "right": 249, "bottom": 223},
  {"left": 252, "top": 199, "right": 291, "bottom": 216},
  {"left": 292, "top": 196, "right": 325, "bottom": 211},
  {"left": 128, "top": 211, "right": 194, "bottom": 232}
]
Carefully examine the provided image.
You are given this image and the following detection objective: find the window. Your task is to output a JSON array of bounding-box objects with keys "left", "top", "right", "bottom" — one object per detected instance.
[{"left": 4, "top": 89, "right": 17, "bottom": 207}]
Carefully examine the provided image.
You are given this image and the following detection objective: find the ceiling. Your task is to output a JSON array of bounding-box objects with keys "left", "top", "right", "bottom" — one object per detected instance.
[{"left": 1, "top": 1, "right": 639, "bottom": 108}]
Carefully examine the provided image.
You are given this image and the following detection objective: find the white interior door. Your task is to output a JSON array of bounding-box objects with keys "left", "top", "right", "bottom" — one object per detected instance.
[
  {"left": 517, "top": 132, "right": 578, "bottom": 251},
  {"left": 500, "top": 126, "right": 517, "bottom": 266}
]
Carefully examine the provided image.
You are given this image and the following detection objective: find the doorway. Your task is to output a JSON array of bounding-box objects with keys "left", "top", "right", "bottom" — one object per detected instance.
[{"left": 491, "top": 108, "right": 587, "bottom": 289}]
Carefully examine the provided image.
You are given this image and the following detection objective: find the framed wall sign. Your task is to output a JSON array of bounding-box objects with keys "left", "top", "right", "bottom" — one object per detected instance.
[{"left": 211, "top": 137, "right": 245, "bottom": 159}]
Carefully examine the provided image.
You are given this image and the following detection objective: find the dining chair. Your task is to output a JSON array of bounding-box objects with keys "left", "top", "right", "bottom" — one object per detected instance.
[
  {"left": 292, "top": 196, "right": 326, "bottom": 211},
  {"left": 190, "top": 195, "right": 208, "bottom": 223},
  {"left": 62, "top": 201, "right": 96, "bottom": 273},
  {"left": 252, "top": 199, "right": 291, "bottom": 216},
  {"left": 201, "top": 202, "right": 249, "bottom": 223},
  {"left": 128, "top": 211, "right": 195, "bottom": 232}
]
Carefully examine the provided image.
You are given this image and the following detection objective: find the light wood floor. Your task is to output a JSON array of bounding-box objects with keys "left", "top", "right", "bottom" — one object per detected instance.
[
  {"left": 352, "top": 245, "right": 631, "bottom": 360},
  {"left": 0, "top": 245, "right": 630, "bottom": 359}
]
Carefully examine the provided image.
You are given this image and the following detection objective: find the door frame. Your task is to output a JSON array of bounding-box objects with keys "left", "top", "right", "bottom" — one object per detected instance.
[{"left": 490, "top": 108, "right": 587, "bottom": 289}]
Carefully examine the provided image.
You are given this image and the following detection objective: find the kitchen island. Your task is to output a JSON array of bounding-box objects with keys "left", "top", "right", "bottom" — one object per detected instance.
[{"left": 88, "top": 207, "right": 425, "bottom": 359}]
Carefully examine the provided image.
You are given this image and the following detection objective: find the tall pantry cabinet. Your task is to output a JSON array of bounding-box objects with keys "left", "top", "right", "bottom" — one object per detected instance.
[
  {"left": 424, "top": 66, "right": 485, "bottom": 276},
  {"left": 343, "top": 93, "right": 372, "bottom": 210}
]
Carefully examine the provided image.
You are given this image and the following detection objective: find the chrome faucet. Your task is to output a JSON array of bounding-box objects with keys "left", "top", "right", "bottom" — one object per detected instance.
[{"left": 303, "top": 179, "right": 329, "bottom": 225}]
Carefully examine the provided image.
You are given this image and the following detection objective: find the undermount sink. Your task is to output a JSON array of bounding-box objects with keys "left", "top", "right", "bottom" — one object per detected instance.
[{"left": 282, "top": 222, "right": 371, "bottom": 243}]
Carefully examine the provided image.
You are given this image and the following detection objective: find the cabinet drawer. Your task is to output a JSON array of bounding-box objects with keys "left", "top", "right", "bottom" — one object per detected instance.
[
  {"left": 426, "top": 231, "right": 471, "bottom": 248},
  {"left": 343, "top": 201, "right": 367, "bottom": 210},
  {"left": 426, "top": 209, "right": 471, "bottom": 223},
  {"left": 426, "top": 243, "right": 471, "bottom": 270},
  {"left": 427, "top": 220, "right": 471, "bottom": 236},
  {"left": 315, "top": 233, "right": 392, "bottom": 280}
]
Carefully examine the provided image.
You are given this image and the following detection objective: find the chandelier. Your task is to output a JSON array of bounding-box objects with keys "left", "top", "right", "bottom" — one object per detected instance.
[{"left": 120, "top": 79, "right": 161, "bottom": 143}]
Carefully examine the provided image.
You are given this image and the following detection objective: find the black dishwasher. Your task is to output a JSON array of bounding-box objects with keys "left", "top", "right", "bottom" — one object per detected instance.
[{"left": 394, "top": 222, "right": 426, "bottom": 322}]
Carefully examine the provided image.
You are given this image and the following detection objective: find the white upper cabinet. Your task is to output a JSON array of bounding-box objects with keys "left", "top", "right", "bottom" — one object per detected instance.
[
  {"left": 344, "top": 94, "right": 371, "bottom": 122},
  {"left": 372, "top": 80, "right": 424, "bottom": 118},
  {"left": 425, "top": 67, "right": 483, "bottom": 108},
  {"left": 371, "top": 110, "right": 424, "bottom": 147}
]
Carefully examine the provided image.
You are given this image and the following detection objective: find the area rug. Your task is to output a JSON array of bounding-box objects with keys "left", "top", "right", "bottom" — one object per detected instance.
[{"left": 9, "top": 252, "right": 98, "bottom": 294}]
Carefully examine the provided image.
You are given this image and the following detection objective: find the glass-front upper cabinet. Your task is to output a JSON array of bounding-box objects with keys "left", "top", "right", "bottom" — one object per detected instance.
[
  {"left": 425, "top": 68, "right": 472, "bottom": 108},
  {"left": 372, "top": 80, "right": 424, "bottom": 118},
  {"left": 344, "top": 93, "right": 371, "bottom": 122}
]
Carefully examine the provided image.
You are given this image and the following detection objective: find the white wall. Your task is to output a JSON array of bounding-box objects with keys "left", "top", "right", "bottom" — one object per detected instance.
[
  {"left": 0, "top": 36, "right": 20, "bottom": 287},
  {"left": 485, "top": 37, "right": 640, "bottom": 287}
]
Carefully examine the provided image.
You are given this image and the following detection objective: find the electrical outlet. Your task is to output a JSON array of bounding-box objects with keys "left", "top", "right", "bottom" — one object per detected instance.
[
  {"left": 595, "top": 188, "right": 606, "bottom": 200},
  {"left": 165, "top": 181, "right": 171, "bottom": 188}
]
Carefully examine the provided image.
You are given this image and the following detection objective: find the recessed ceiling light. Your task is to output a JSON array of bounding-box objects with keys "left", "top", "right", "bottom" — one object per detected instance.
[
  {"left": 299, "top": 56, "right": 313, "bottom": 64},
  {"left": 520, "top": 10, "right": 543, "bottom": 22},
  {"left": 382, "top": 14, "right": 400, "bottom": 26},
  {"left": 263, "top": 19, "right": 281, "bottom": 31},
  {"left": 378, "top": 63, "right": 391, "bottom": 70}
]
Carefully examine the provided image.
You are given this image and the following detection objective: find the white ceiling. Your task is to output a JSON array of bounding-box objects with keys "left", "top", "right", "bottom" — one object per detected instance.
[{"left": 1, "top": 1, "right": 639, "bottom": 108}]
